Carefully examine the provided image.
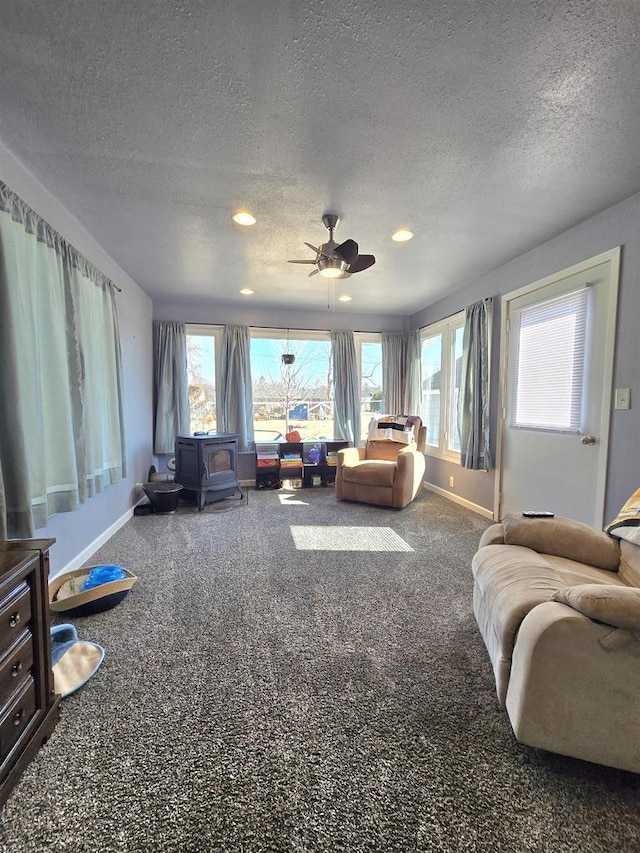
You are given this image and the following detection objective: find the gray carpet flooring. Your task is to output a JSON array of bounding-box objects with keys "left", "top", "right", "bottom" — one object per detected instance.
[{"left": 1, "top": 488, "right": 639, "bottom": 852}]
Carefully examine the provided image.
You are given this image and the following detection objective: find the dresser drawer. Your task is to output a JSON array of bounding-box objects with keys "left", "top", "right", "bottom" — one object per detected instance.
[
  {"left": 0, "top": 677, "right": 36, "bottom": 763},
  {"left": 0, "top": 584, "right": 31, "bottom": 654},
  {"left": 0, "top": 633, "right": 33, "bottom": 702}
]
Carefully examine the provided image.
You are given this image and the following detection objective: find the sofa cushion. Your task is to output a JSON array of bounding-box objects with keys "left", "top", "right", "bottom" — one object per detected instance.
[
  {"left": 550, "top": 584, "right": 640, "bottom": 632},
  {"left": 473, "top": 546, "right": 565, "bottom": 627},
  {"left": 540, "top": 554, "right": 627, "bottom": 587},
  {"left": 502, "top": 513, "right": 620, "bottom": 571},
  {"left": 341, "top": 459, "right": 396, "bottom": 487},
  {"left": 472, "top": 544, "right": 566, "bottom": 704}
]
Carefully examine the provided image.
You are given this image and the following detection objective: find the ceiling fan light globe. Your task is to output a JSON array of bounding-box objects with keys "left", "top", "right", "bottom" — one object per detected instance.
[{"left": 318, "top": 256, "right": 348, "bottom": 278}]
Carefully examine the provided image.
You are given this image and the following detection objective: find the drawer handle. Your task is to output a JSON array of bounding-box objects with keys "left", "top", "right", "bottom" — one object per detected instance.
[
  {"left": 11, "top": 661, "right": 23, "bottom": 678},
  {"left": 13, "top": 708, "right": 24, "bottom": 727},
  {"left": 8, "top": 612, "right": 21, "bottom": 628}
]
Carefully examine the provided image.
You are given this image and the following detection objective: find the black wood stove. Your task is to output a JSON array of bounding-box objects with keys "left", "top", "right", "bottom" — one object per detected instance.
[{"left": 174, "top": 433, "right": 240, "bottom": 509}]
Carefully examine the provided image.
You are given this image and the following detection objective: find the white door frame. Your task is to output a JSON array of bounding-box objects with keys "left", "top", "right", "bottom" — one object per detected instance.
[{"left": 494, "top": 246, "right": 621, "bottom": 524}]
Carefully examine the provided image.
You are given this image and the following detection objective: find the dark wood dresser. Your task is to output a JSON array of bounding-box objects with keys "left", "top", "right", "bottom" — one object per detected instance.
[{"left": 0, "top": 539, "right": 60, "bottom": 806}]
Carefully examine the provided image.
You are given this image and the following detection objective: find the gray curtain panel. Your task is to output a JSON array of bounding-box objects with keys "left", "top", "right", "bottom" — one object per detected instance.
[
  {"left": 382, "top": 332, "right": 406, "bottom": 414},
  {"left": 0, "top": 180, "right": 126, "bottom": 538},
  {"left": 153, "top": 321, "right": 190, "bottom": 454},
  {"left": 403, "top": 329, "right": 422, "bottom": 415},
  {"left": 458, "top": 297, "right": 493, "bottom": 469},
  {"left": 220, "top": 324, "right": 254, "bottom": 452},
  {"left": 331, "top": 330, "right": 361, "bottom": 445},
  {"left": 0, "top": 244, "right": 32, "bottom": 538},
  {"left": 382, "top": 331, "right": 421, "bottom": 415}
]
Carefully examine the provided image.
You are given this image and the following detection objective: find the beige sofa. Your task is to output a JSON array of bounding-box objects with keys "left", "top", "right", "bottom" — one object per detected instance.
[{"left": 473, "top": 513, "right": 640, "bottom": 772}]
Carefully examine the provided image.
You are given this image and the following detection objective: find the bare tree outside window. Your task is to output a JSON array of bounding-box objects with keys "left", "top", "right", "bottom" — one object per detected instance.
[{"left": 251, "top": 337, "right": 333, "bottom": 441}]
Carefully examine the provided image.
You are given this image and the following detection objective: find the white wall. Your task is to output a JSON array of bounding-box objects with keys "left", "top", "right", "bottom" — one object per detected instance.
[
  {"left": 1, "top": 143, "right": 154, "bottom": 574},
  {"left": 411, "top": 191, "right": 640, "bottom": 523}
]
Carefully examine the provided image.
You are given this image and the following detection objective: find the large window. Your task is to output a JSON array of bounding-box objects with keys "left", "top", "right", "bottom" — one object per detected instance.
[
  {"left": 250, "top": 330, "right": 333, "bottom": 442},
  {"left": 356, "top": 334, "right": 383, "bottom": 442},
  {"left": 186, "top": 326, "right": 220, "bottom": 434},
  {"left": 185, "top": 326, "right": 382, "bottom": 445},
  {"left": 420, "top": 312, "right": 465, "bottom": 459}
]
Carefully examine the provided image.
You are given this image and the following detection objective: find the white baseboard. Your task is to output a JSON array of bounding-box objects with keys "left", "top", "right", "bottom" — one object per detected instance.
[
  {"left": 50, "top": 504, "right": 137, "bottom": 581},
  {"left": 423, "top": 481, "right": 495, "bottom": 520}
]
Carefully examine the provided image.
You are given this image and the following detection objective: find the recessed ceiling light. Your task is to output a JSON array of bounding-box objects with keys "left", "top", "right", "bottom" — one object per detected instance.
[
  {"left": 392, "top": 229, "right": 414, "bottom": 242},
  {"left": 338, "top": 294, "right": 352, "bottom": 302},
  {"left": 240, "top": 288, "right": 254, "bottom": 295},
  {"left": 232, "top": 211, "right": 256, "bottom": 226}
]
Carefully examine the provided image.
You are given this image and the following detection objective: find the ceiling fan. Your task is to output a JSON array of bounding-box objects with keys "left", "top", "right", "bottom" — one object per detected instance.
[{"left": 288, "top": 213, "right": 376, "bottom": 279}]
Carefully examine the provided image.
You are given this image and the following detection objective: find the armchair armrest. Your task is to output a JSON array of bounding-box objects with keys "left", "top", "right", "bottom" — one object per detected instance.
[
  {"left": 337, "top": 447, "right": 365, "bottom": 467},
  {"left": 335, "top": 446, "right": 364, "bottom": 500},
  {"left": 392, "top": 448, "right": 426, "bottom": 508}
]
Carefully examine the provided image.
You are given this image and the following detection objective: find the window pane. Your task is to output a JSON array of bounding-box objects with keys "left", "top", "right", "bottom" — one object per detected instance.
[
  {"left": 360, "top": 341, "right": 382, "bottom": 441},
  {"left": 250, "top": 336, "right": 333, "bottom": 442},
  {"left": 421, "top": 333, "right": 442, "bottom": 448},
  {"left": 510, "top": 289, "right": 588, "bottom": 431},
  {"left": 447, "top": 325, "right": 464, "bottom": 452},
  {"left": 186, "top": 335, "right": 216, "bottom": 433}
]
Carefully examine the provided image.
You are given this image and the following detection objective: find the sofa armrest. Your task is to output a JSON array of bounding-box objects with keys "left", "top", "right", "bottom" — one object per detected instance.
[
  {"left": 478, "top": 524, "right": 505, "bottom": 548},
  {"left": 506, "top": 601, "right": 640, "bottom": 772}
]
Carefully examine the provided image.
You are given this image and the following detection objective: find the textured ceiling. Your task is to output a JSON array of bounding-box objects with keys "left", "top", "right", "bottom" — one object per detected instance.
[{"left": 1, "top": 1, "right": 640, "bottom": 315}]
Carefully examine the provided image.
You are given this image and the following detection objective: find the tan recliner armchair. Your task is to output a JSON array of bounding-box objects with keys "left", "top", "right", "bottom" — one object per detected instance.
[{"left": 336, "top": 425, "right": 426, "bottom": 509}]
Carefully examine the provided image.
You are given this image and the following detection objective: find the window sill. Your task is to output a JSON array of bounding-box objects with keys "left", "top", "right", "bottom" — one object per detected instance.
[{"left": 424, "top": 448, "right": 461, "bottom": 465}]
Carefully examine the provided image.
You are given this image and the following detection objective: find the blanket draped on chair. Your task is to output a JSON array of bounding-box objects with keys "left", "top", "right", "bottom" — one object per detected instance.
[
  {"left": 605, "top": 488, "right": 640, "bottom": 540},
  {"left": 368, "top": 415, "right": 421, "bottom": 445}
]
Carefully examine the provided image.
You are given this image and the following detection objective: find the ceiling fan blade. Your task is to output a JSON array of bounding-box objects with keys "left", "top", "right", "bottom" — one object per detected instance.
[
  {"left": 304, "top": 242, "right": 320, "bottom": 254},
  {"left": 288, "top": 259, "right": 317, "bottom": 264},
  {"left": 348, "top": 254, "right": 376, "bottom": 273},
  {"left": 334, "top": 239, "right": 359, "bottom": 266},
  {"left": 311, "top": 244, "right": 337, "bottom": 260},
  {"left": 308, "top": 268, "right": 319, "bottom": 277}
]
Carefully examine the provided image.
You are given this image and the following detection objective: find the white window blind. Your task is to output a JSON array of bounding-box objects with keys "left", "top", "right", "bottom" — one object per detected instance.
[{"left": 510, "top": 288, "right": 589, "bottom": 431}]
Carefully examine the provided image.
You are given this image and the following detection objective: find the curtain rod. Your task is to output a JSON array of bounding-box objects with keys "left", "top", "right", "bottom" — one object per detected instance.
[{"left": 1, "top": 179, "right": 122, "bottom": 294}]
